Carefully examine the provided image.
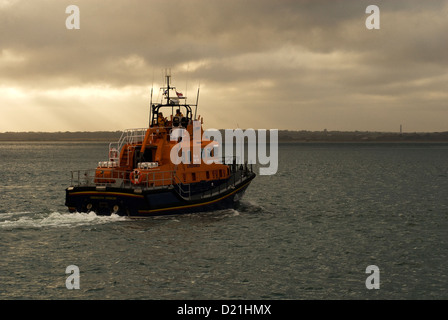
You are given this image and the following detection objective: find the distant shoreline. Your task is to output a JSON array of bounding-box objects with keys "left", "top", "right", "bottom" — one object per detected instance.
[
  {"left": 0, "top": 130, "right": 447, "bottom": 143},
  {"left": 0, "top": 131, "right": 122, "bottom": 142}
]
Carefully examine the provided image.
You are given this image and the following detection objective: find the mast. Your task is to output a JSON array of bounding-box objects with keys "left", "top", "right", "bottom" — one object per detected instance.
[
  {"left": 194, "top": 86, "right": 200, "bottom": 120},
  {"left": 149, "top": 70, "right": 155, "bottom": 127},
  {"left": 165, "top": 69, "right": 171, "bottom": 102},
  {"left": 164, "top": 68, "right": 172, "bottom": 117},
  {"left": 149, "top": 87, "right": 153, "bottom": 127}
]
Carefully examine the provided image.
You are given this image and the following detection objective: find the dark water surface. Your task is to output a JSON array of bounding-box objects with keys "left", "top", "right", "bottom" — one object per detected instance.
[{"left": 1, "top": 142, "right": 447, "bottom": 299}]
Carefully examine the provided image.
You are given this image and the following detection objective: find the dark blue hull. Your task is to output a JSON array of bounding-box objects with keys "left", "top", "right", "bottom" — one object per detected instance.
[{"left": 65, "top": 173, "right": 255, "bottom": 217}]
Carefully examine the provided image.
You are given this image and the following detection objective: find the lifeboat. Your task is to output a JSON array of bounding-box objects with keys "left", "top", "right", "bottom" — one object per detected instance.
[{"left": 65, "top": 72, "right": 256, "bottom": 217}]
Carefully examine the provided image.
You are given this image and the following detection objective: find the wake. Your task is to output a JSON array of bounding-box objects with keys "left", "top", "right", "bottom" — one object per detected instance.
[{"left": 0, "top": 211, "right": 128, "bottom": 230}]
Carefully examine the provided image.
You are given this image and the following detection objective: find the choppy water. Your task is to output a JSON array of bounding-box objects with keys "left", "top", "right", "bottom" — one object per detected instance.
[{"left": 0, "top": 142, "right": 447, "bottom": 299}]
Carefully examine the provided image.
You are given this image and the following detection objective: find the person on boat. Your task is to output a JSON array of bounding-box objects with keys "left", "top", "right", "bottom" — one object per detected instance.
[
  {"left": 158, "top": 112, "right": 167, "bottom": 127},
  {"left": 175, "top": 109, "right": 184, "bottom": 117}
]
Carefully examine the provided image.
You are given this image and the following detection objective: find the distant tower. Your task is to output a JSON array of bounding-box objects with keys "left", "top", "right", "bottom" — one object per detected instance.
[{"left": 400, "top": 124, "right": 402, "bottom": 134}]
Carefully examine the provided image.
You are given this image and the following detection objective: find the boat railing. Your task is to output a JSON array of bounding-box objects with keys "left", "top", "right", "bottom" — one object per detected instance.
[
  {"left": 196, "top": 164, "right": 252, "bottom": 200},
  {"left": 108, "top": 128, "right": 147, "bottom": 162},
  {"left": 69, "top": 161, "right": 253, "bottom": 199},
  {"left": 222, "top": 156, "right": 254, "bottom": 174},
  {"left": 172, "top": 173, "right": 192, "bottom": 198},
  {"left": 69, "top": 169, "right": 175, "bottom": 190}
]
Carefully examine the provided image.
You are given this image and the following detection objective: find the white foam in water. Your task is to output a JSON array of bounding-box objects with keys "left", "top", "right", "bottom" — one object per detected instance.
[
  {"left": 226, "top": 209, "right": 240, "bottom": 216},
  {"left": 0, "top": 211, "right": 128, "bottom": 230},
  {"left": 239, "top": 199, "right": 264, "bottom": 213}
]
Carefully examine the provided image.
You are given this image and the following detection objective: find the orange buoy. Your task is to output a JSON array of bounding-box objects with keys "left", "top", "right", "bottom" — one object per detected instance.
[{"left": 130, "top": 169, "right": 143, "bottom": 185}]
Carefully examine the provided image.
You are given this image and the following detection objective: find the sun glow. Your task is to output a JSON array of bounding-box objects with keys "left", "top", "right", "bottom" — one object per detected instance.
[{"left": 0, "top": 85, "right": 152, "bottom": 132}]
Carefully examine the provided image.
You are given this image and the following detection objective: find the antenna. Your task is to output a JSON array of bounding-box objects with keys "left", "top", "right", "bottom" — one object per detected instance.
[
  {"left": 186, "top": 64, "right": 189, "bottom": 105},
  {"left": 165, "top": 68, "right": 172, "bottom": 102},
  {"left": 194, "top": 85, "right": 200, "bottom": 120},
  {"left": 149, "top": 87, "right": 153, "bottom": 126}
]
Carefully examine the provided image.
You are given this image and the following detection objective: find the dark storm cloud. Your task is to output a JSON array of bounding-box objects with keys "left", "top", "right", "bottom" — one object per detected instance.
[
  {"left": 1, "top": 0, "right": 447, "bottom": 84},
  {"left": 0, "top": 0, "right": 447, "bottom": 131}
]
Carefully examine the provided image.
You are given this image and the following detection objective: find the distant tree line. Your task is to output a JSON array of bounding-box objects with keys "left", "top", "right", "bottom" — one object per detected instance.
[
  {"left": 0, "top": 130, "right": 447, "bottom": 142},
  {"left": 275, "top": 130, "right": 448, "bottom": 142},
  {"left": 0, "top": 131, "right": 122, "bottom": 141}
]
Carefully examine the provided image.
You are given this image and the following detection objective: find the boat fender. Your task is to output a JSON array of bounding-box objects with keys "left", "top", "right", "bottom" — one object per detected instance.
[{"left": 130, "top": 169, "right": 143, "bottom": 185}]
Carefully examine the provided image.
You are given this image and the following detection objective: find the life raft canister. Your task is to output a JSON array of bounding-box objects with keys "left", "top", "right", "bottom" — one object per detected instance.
[{"left": 130, "top": 169, "right": 143, "bottom": 185}]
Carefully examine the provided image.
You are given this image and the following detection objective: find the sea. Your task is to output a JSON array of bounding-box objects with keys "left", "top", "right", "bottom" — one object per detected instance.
[{"left": 0, "top": 141, "right": 447, "bottom": 300}]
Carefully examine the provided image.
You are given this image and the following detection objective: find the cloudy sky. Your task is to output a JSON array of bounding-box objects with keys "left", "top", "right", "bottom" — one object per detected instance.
[{"left": 0, "top": 0, "right": 447, "bottom": 132}]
